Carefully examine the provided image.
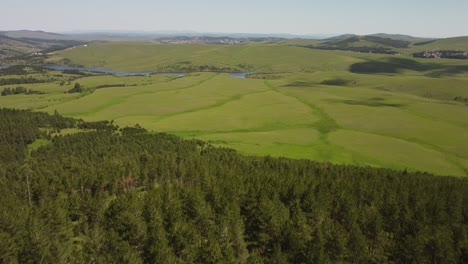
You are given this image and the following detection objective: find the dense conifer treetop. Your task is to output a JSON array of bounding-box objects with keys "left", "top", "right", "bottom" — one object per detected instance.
[{"left": 0, "top": 108, "right": 467, "bottom": 263}]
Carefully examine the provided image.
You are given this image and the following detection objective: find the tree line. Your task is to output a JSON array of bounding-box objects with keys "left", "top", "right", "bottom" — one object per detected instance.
[
  {"left": 0, "top": 108, "right": 467, "bottom": 263},
  {"left": 1, "top": 86, "right": 44, "bottom": 96},
  {"left": 0, "top": 76, "right": 47, "bottom": 86}
]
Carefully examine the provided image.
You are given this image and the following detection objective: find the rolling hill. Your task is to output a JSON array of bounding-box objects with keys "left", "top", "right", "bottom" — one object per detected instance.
[
  {"left": 285, "top": 34, "right": 411, "bottom": 55},
  {"left": 288, "top": 34, "right": 468, "bottom": 56},
  {"left": 2, "top": 42, "right": 467, "bottom": 176},
  {"left": 410, "top": 36, "right": 468, "bottom": 51},
  {"left": 0, "top": 35, "right": 41, "bottom": 58},
  {"left": 0, "top": 31, "right": 84, "bottom": 61},
  {"left": 0, "top": 30, "right": 70, "bottom": 40},
  {"left": 369, "top": 33, "right": 434, "bottom": 42}
]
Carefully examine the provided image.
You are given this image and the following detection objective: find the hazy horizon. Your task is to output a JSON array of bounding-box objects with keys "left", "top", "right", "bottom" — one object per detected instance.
[{"left": 1, "top": 0, "right": 468, "bottom": 38}]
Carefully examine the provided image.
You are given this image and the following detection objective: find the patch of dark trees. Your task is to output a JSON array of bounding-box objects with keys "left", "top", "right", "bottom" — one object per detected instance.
[
  {"left": 61, "top": 69, "right": 93, "bottom": 76},
  {"left": 67, "top": 82, "right": 83, "bottom": 93},
  {"left": 95, "top": 84, "right": 128, "bottom": 89},
  {"left": 77, "top": 120, "right": 118, "bottom": 130},
  {"left": 0, "top": 65, "right": 45, "bottom": 76},
  {"left": 0, "top": 76, "right": 47, "bottom": 86},
  {"left": 167, "top": 62, "right": 240, "bottom": 72},
  {"left": 0, "top": 108, "right": 467, "bottom": 263},
  {"left": 453, "top": 96, "right": 468, "bottom": 105},
  {"left": 320, "top": 78, "right": 354, "bottom": 86},
  {"left": 1, "top": 86, "right": 44, "bottom": 96},
  {"left": 65, "top": 82, "right": 132, "bottom": 94}
]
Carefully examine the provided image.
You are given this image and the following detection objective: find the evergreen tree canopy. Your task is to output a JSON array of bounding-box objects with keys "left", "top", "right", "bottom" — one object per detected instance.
[{"left": 0, "top": 108, "right": 467, "bottom": 263}]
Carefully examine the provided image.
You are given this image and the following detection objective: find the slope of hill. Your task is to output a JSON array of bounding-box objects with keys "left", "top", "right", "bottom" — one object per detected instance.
[
  {"left": 410, "top": 36, "right": 468, "bottom": 52},
  {"left": 293, "top": 34, "right": 468, "bottom": 56},
  {"left": 369, "top": 33, "right": 434, "bottom": 42},
  {"left": 325, "top": 34, "right": 357, "bottom": 41},
  {"left": 46, "top": 42, "right": 360, "bottom": 72},
  {"left": 4, "top": 53, "right": 468, "bottom": 176},
  {"left": 0, "top": 30, "right": 69, "bottom": 40},
  {"left": 0, "top": 32, "right": 84, "bottom": 60},
  {"left": 306, "top": 35, "right": 411, "bottom": 54},
  {"left": 0, "top": 35, "right": 41, "bottom": 58}
]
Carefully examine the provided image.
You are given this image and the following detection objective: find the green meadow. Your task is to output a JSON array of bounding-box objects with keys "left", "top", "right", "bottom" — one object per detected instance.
[{"left": 2, "top": 42, "right": 468, "bottom": 176}]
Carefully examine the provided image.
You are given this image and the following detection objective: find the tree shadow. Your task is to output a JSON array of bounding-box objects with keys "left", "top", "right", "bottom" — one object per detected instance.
[
  {"left": 320, "top": 78, "right": 353, "bottom": 86},
  {"left": 283, "top": 81, "right": 317, "bottom": 87},
  {"left": 327, "top": 98, "right": 405, "bottom": 108},
  {"left": 350, "top": 57, "right": 468, "bottom": 76}
]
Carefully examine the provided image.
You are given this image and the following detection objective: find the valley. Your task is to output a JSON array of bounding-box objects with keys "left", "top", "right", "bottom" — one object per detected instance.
[
  {"left": 2, "top": 40, "right": 468, "bottom": 176},
  {"left": 2, "top": 1, "right": 468, "bottom": 262}
]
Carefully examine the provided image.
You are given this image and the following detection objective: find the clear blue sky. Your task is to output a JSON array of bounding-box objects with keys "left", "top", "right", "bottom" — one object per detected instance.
[{"left": 1, "top": 0, "right": 467, "bottom": 37}]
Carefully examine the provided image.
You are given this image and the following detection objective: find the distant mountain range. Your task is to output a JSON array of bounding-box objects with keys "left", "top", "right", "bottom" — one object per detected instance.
[
  {"left": 298, "top": 33, "right": 468, "bottom": 56},
  {"left": 0, "top": 30, "right": 70, "bottom": 40},
  {"left": 1, "top": 30, "right": 467, "bottom": 61},
  {"left": 0, "top": 31, "right": 83, "bottom": 60},
  {"left": 326, "top": 33, "right": 435, "bottom": 42},
  {"left": 62, "top": 30, "right": 336, "bottom": 40},
  {"left": 0, "top": 30, "right": 448, "bottom": 42}
]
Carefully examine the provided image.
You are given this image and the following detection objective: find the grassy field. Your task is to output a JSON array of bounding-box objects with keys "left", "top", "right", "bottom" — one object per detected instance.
[
  {"left": 47, "top": 42, "right": 363, "bottom": 72},
  {"left": 280, "top": 35, "right": 468, "bottom": 55},
  {"left": 2, "top": 42, "right": 468, "bottom": 176}
]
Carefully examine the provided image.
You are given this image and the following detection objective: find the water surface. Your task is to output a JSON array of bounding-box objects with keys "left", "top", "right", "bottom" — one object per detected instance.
[
  {"left": 1, "top": 64, "right": 255, "bottom": 78},
  {"left": 44, "top": 65, "right": 185, "bottom": 77},
  {"left": 229, "top": 72, "right": 256, "bottom": 78}
]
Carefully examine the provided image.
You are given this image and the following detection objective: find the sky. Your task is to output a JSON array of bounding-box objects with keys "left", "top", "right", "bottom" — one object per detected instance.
[{"left": 1, "top": 0, "right": 467, "bottom": 38}]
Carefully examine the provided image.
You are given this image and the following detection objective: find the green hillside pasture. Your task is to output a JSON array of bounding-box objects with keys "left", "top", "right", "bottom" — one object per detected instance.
[
  {"left": 48, "top": 42, "right": 363, "bottom": 73},
  {"left": 0, "top": 93, "right": 81, "bottom": 110},
  {"left": 194, "top": 128, "right": 323, "bottom": 159},
  {"left": 0, "top": 70, "right": 102, "bottom": 94},
  {"left": 277, "top": 70, "right": 468, "bottom": 101},
  {"left": 73, "top": 74, "right": 178, "bottom": 89},
  {"left": 42, "top": 73, "right": 213, "bottom": 117},
  {"left": 1, "top": 82, "right": 69, "bottom": 94},
  {"left": 43, "top": 73, "right": 272, "bottom": 121},
  {"left": 2, "top": 70, "right": 467, "bottom": 176},
  {"left": 0, "top": 71, "right": 161, "bottom": 110},
  {"left": 151, "top": 90, "right": 319, "bottom": 132},
  {"left": 191, "top": 128, "right": 381, "bottom": 167},
  {"left": 329, "top": 130, "right": 466, "bottom": 176},
  {"left": 4, "top": 44, "right": 468, "bottom": 176},
  {"left": 271, "top": 76, "right": 468, "bottom": 175},
  {"left": 409, "top": 36, "right": 468, "bottom": 52}
]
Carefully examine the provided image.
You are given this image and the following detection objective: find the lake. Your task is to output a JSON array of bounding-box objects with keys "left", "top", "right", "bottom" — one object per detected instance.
[
  {"left": 229, "top": 72, "right": 256, "bottom": 78},
  {"left": 1, "top": 65, "right": 255, "bottom": 78},
  {"left": 43, "top": 65, "right": 185, "bottom": 77}
]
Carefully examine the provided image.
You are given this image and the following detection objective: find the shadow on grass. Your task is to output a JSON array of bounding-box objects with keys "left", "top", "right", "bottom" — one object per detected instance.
[
  {"left": 350, "top": 57, "right": 468, "bottom": 76},
  {"left": 283, "top": 78, "right": 355, "bottom": 87},
  {"left": 283, "top": 81, "right": 317, "bottom": 87},
  {"left": 327, "top": 98, "right": 405, "bottom": 107},
  {"left": 320, "top": 78, "right": 354, "bottom": 86}
]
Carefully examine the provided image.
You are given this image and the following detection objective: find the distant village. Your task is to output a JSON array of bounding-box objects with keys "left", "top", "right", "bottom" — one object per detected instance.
[
  {"left": 156, "top": 36, "right": 281, "bottom": 45},
  {"left": 162, "top": 38, "right": 242, "bottom": 45},
  {"left": 413, "top": 50, "right": 468, "bottom": 59}
]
